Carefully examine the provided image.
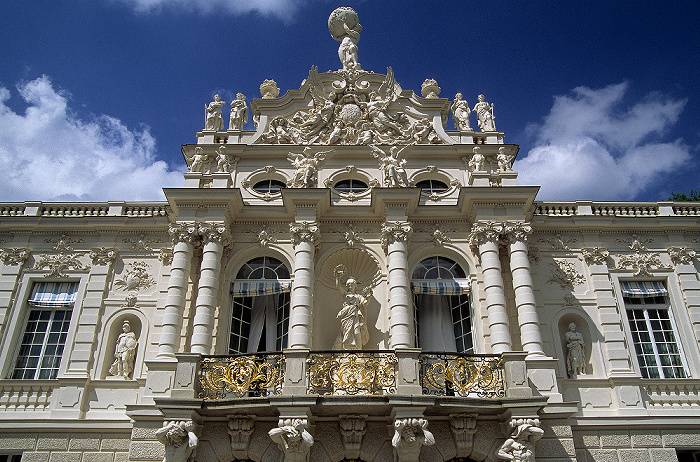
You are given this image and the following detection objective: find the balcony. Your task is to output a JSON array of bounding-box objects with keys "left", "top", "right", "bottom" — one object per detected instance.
[{"left": 196, "top": 350, "right": 509, "bottom": 400}]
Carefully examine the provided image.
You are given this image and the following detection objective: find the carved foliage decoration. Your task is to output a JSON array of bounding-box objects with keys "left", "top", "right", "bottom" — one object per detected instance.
[
  {"left": 503, "top": 222, "right": 532, "bottom": 243},
  {"left": 668, "top": 247, "right": 696, "bottom": 265},
  {"left": 290, "top": 221, "right": 320, "bottom": 247},
  {"left": 547, "top": 259, "right": 585, "bottom": 289},
  {"left": 0, "top": 248, "right": 30, "bottom": 266},
  {"left": 33, "top": 253, "right": 88, "bottom": 278},
  {"left": 158, "top": 248, "right": 174, "bottom": 266},
  {"left": 537, "top": 233, "right": 576, "bottom": 251},
  {"left": 114, "top": 261, "right": 155, "bottom": 292},
  {"left": 380, "top": 221, "right": 412, "bottom": 252},
  {"left": 581, "top": 247, "right": 609, "bottom": 266},
  {"left": 90, "top": 247, "right": 118, "bottom": 266},
  {"left": 122, "top": 233, "right": 163, "bottom": 252},
  {"left": 616, "top": 252, "right": 668, "bottom": 277},
  {"left": 430, "top": 224, "right": 450, "bottom": 246},
  {"left": 468, "top": 221, "right": 502, "bottom": 251}
]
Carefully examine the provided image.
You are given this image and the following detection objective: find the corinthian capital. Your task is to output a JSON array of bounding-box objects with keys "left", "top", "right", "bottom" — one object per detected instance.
[
  {"left": 199, "top": 222, "right": 231, "bottom": 246},
  {"left": 169, "top": 222, "right": 198, "bottom": 245},
  {"left": 503, "top": 221, "right": 532, "bottom": 244},
  {"left": 290, "top": 221, "right": 320, "bottom": 246},
  {"left": 380, "top": 221, "right": 413, "bottom": 251},
  {"left": 468, "top": 221, "right": 503, "bottom": 249}
]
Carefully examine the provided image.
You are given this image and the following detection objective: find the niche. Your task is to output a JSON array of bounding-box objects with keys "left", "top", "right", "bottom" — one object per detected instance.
[
  {"left": 558, "top": 313, "right": 593, "bottom": 377},
  {"left": 102, "top": 313, "right": 142, "bottom": 380}
]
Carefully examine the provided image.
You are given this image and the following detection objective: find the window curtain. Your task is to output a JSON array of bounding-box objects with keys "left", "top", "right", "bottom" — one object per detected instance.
[
  {"left": 246, "top": 295, "right": 279, "bottom": 353},
  {"left": 28, "top": 282, "right": 79, "bottom": 307},
  {"left": 231, "top": 280, "right": 291, "bottom": 297},
  {"left": 416, "top": 294, "right": 458, "bottom": 352},
  {"left": 620, "top": 281, "right": 667, "bottom": 298},
  {"left": 411, "top": 279, "right": 470, "bottom": 295}
]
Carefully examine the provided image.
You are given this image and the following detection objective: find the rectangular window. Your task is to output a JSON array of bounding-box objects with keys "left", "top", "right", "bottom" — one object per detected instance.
[
  {"left": 622, "top": 281, "right": 688, "bottom": 379},
  {"left": 12, "top": 282, "right": 78, "bottom": 380},
  {"left": 0, "top": 455, "right": 23, "bottom": 462}
]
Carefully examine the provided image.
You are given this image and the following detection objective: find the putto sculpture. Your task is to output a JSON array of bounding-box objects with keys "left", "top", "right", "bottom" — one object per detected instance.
[
  {"left": 329, "top": 7, "right": 362, "bottom": 71},
  {"left": 229, "top": 93, "right": 248, "bottom": 130},
  {"left": 109, "top": 320, "right": 137, "bottom": 379},
  {"left": 204, "top": 94, "right": 225, "bottom": 131},
  {"left": 333, "top": 264, "right": 372, "bottom": 350},
  {"left": 473, "top": 94, "right": 496, "bottom": 131},
  {"left": 155, "top": 421, "right": 198, "bottom": 462},
  {"left": 565, "top": 322, "right": 586, "bottom": 377},
  {"left": 370, "top": 144, "right": 410, "bottom": 187},
  {"left": 497, "top": 146, "right": 514, "bottom": 171},
  {"left": 469, "top": 146, "right": 485, "bottom": 172},
  {"left": 287, "top": 147, "right": 332, "bottom": 188},
  {"left": 452, "top": 93, "right": 472, "bottom": 131}
]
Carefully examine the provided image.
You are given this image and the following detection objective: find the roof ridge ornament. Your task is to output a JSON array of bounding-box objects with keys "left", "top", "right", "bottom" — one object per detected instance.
[{"left": 329, "top": 7, "right": 362, "bottom": 72}]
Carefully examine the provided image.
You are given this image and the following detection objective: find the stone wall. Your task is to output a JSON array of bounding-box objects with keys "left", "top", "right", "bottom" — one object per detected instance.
[
  {"left": 573, "top": 428, "right": 700, "bottom": 462},
  {"left": 0, "top": 432, "right": 130, "bottom": 462}
]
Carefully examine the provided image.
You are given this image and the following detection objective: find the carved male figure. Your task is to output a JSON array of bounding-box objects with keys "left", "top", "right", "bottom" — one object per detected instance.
[
  {"left": 497, "top": 421, "right": 544, "bottom": 462},
  {"left": 333, "top": 264, "right": 371, "bottom": 350},
  {"left": 155, "top": 421, "right": 198, "bottom": 462},
  {"left": 109, "top": 320, "right": 137, "bottom": 379},
  {"left": 204, "top": 94, "right": 226, "bottom": 131},
  {"left": 268, "top": 419, "right": 314, "bottom": 462},
  {"left": 392, "top": 418, "right": 435, "bottom": 462},
  {"left": 565, "top": 322, "right": 586, "bottom": 377}
]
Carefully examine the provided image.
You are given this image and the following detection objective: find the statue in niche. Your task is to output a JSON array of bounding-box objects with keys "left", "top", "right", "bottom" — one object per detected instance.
[
  {"left": 329, "top": 7, "right": 362, "bottom": 71},
  {"left": 473, "top": 94, "right": 496, "bottom": 132},
  {"left": 391, "top": 418, "right": 435, "bottom": 462},
  {"left": 333, "top": 264, "right": 372, "bottom": 350},
  {"left": 287, "top": 147, "right": 332, "bottom": 188},
  {"left": 370, "top": 144, "right": 410, "bottom": 187},
  {"left": 109, "top": 320, "right": 138, "bottom": 379},
  {"left": 497, "top": 147, "right": 514, "bottom": 171},
  {"left": 565, "top": 322, "right": 586, "bottom": 377},
  {"left": 229, "top": 93, "right": 248, "bottom": 130},
  {"left": 204, "top": 94, "right": 226, "bottom": 131},
  {"left": 452, "top": 93, "right": 472, "bottom": 131},
  {"left": 497, "top": 420, "right": 544, "bottom": 462},
  {"left": 469, "top": 146, "right": 485, "bottom": 172},
  {"left": 155, "top": 421, "right": 198, "bottom": 462},
  {"left": 268, "top": 419, "right": 314, "bottom": 462}
]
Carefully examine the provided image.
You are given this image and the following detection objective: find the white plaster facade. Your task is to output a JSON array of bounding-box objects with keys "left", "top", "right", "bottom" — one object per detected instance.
[{"left": 1, "top": 8, "right": 700, "bottom": 462}]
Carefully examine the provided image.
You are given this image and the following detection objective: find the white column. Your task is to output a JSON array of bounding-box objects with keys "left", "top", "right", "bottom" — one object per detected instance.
[
  {"left": 190, "top": 223, "right": 229, "bottom": 355},
  {"left": 288, "top": 222, "right": 319, "bottom": 349},
  {"left": 505, "top": 222, "right": 544, "bottom": 356},
  {"left": 383, "top": 221, "right": 413, "bottom": 349},
  {"left": 470, "top": 222, "right": 512, "bottom": 354},
  {"left": 157, "top": 223, "right": 197, "bottom": 358}
]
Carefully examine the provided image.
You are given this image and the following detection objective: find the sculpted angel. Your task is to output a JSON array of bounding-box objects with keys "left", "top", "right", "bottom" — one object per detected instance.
[
  {"left": 370, "top": 144, "right": 410, "bottom": 187},
  {"left": 204, "top": 94, "right": 226, "bottom": 131},
  {"left": 333, "top": 264, "right": 371, "bottom": 350},
  {"left": 287, "top": 147, "right": 332, "bottom": 188}
]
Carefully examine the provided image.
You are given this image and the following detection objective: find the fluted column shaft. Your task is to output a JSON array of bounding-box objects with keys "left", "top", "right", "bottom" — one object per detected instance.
[
  {"left": 506, "top": 223, "right": 544, "bottom": 356},
  {"left": 157, "top": 223, "right": 197, "bottom": 358},
  {"left": 383, "top": 222, "right": 413, "bottom": 349},
  {"left": 288, "top": 222, "right": 318, "bottom": 349},
  {"left": 471, "top": 223, "right": 512, "bottom": 354},
  {"left": 190, "top": 223, "right": 229, "bottom": 355}
]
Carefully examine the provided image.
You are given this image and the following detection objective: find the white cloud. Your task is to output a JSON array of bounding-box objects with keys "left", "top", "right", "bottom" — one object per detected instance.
[
  {"left": 515, "top": 82, "right": 690, "bottom": 201},
  {"left": 119, "top": 0, "right": 302, "bottom": 19},
  {"left": 0, "top": 75, "right": 183, "bottom": 202}
]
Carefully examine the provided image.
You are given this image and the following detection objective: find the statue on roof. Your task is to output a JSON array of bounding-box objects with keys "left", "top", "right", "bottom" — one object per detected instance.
[
  {"left": 329, "top": 7, "right": 362, "bottom": 71},
  {"left": 229, "top": 93, "right": 248, "bottom": 130},
  {"left": 452, "top": 93, "right": 471, "bottom": 131},
  {"left": 473, "top": 94, "right": 496, "bottom": 132},
  {"left": 204, "top": 94, "right": 226, "bottom": 131}
]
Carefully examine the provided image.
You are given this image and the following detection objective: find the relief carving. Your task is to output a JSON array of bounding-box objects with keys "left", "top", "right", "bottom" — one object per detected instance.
[
  {"left": 547, "top": 259, "right": 585, "bottom": 289},
  {"left": 268, "top": 418, "right": 314, "bottom": 462},
  {"left": 155, "top": 421, "right": 198, "bottom": 462},
  {"left": 114, "top": 261, "right": 155, "bottom": 292},
  {"left": 392, "top": 418, "right": 435, "bottom": 462}
]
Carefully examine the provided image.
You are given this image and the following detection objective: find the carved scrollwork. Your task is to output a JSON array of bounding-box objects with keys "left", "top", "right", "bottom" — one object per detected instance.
[
  {"left": 581, "top": 247, "right": 609, "bottom": 266},
  {"left": 0, "top": 248, "right": 30, "bottom": 266},
  {"left": 290, "top": 221, "right": 320, "bottom": 247},
  {"left": 616, "top": 252, "right": 668, "bottom": 277},
  {"left": 199, "top": 354, "right": 284, "bottom": 399},
  {"left": 199, "top": 222, "right": 231, "bottom": 246},
  {"left": 33, "top": 253, "right": 88, "bottom": 278},
  {"left": 380, "top": 221, "right": 412, "bottom": 251},
  {"left": 668, "top": 247, "right": 696, "bottom": 265},
  {"left": 547, "top": 259, "right": 585, "bottom": 289},
  {"left": 503, "top": 222, "right": 532, "bottom": 243},
  {"left": 169, "top": 223, "right": 199, "bottom": 245},
  {"left": 307, "top": 352, "right": 398, "bottom": 395},
  {"left": 468, "top": 221, "right": 502, "bottom": 250},
  {"left": 123, "top": 233, "right": 163, "bottom": 252},
  {"left": 420, "top": 354, "right": 505, "bottom": 398},
  {"left": 90, "top": 247, "right": 117, "bottom": 266}
]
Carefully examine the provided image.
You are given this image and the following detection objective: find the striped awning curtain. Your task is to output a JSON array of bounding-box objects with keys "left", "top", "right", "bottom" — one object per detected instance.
[
  {"left": 28, "top": 282, "right": 79, "bottom": 307},
  {"left": 231, "top": 280, "right": 292, "bottom": 297},
  {"left": 411, "top": 279, "right": 471, "bottom": 295},
  {"left": 620, "top": 281, "right": 667, "bottom": 298}
]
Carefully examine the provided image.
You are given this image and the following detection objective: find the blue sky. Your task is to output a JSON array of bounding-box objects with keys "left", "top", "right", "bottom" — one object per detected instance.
[{"left": 0, "top": 0, "right": 698, "bottom": 202}]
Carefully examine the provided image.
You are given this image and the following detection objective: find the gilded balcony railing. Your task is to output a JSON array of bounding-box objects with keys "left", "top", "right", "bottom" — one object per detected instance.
[
  {"left": 199, "top": 353, "right": 284, "bottom": 399},
  {"left": 420, "top": 353, "right": 505, "bottom": 398},
  {"left": 307, "top": 351, "right": 398, "bottom": 395}
]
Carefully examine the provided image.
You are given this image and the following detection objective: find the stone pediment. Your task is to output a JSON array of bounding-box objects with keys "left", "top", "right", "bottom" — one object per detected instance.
[{"left": 248, "top": 66, "right": 453, "bottom": 146}]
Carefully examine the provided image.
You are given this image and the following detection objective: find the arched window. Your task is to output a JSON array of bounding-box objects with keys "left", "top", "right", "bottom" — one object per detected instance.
[
  {"left": 334, "top": 179, "right": 368, "bottom": 193},
  {"left": 415, "top": 179, "right": 448, "bottom": 195},
  {"left": 230, "top": 257, "right": 291, "bottom": 354},
  {"left": 412, "top": 257, "right": 472, "bottom": 353},
  {"left": 253, "top": 179, "right": 286, "bottom": 194}
]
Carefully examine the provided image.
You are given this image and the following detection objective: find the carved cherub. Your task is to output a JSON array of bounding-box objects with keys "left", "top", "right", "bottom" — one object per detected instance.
[{"left": 497, "top": 147, "right": 514, "bottom": 171}]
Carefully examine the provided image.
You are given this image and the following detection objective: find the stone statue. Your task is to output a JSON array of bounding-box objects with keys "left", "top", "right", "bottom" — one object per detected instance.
[
  {"left": 109, "top": 320, "right": 137, "bottom": 379},
  {"left": 329, "top": 7, "right": 362, "bottom": 71},
  {"left": 268, "top": 418, "right": 314, "bottom": 462},
  {"left": 565, "top": 322, "right": 586, "bottom": 377},
  {"left": 452, "top": 93, "right": 471, "bottom": 131},
  {"left": 370, "top": 144, "right": 410, "bottom": 187},
  {"left": 229, "top": 93, "right": 248, "bottom": 130},
  {"left": 204, "top": 94, "right": 226, "bottom": 131},
  {"left": 216, "top": 146, "right": 231, "bottom": 173},
  {"left": 497, "top": 147, "right": 514, "bottom": 171},
  {"left": 391, "top": 418, "right": 435, "bottom": 462},
  {"left": 287, "top": 147, "right": 331, "bottom": 188},
  {"left": 473, "top": 94, "right": 496, "bottom": 132},
  {"left": 365, "top": 90, "right": 403, "bottom": 134},
  {"left": 155, "top": 421, "right": 198, "bottom": 462},
  {"left": 190, "top": 147, "right": 207, "bottom": 173},
  {"left": 469, "top": 146, "right": 485, "bottom": 172},
  {"left": 497, "top": 420, "right": 544, "bottom": 462},
  {"left": 333, "top": 264, "right": 371, "bottom": 350}
]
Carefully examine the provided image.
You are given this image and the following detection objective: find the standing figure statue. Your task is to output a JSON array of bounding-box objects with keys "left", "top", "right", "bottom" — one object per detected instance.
[
  {"left": 216, "top": 146, "right": 231, "bottom": 173},
  {"left": 333, "top": 264, "right": 372, "bottom": 350},
  {"left": 473, "top": 94, "right": 496, "bottom": 132},
  {"left": 268, "top": 419, "right": 314, "bottom": 462},
  {"left": 497, "top": 147, "right": 514, "bottom": 171},
  {"left": 109, "top": 320, "right": 137, "bottom": 379},
  {"left": 204, "top": 94, "right": 226, "bottom": 131},
  {"left": 287, "top": 147, "right": 332, "bottom": 188},
  {"left": 328, "top": 7, "right": 362, "bottom": 71},
  {"left": 452, "top": 93, "right": 471, "bottom": 131},
  {"left": 565, "top": 322, "right": 586, "bottom": 377},
  {"left": 155, "top": 421, "right": 198, "bottom": 462},
  {"left": 370, "top": 144, "right": 410, "bottom": 187},
  {"left": 497, "top": 420, "right": 544, "bottom": 462},
  {"left": 469, "top": 146, "right": 485, "bottom": 172},
  {"left": 229, "top": 93, "right": 248, "bottom": 130}
]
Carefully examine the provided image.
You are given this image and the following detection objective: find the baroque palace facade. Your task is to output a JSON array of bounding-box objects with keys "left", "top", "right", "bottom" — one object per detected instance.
[{"left": 1, "top": 7, "right": 700, "bottom": 462}]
